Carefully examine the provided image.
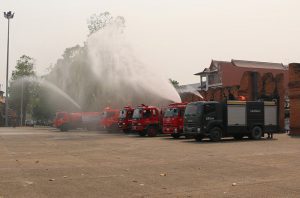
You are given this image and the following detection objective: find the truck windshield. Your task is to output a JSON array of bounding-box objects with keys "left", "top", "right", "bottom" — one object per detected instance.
[
  {"left": 185, "top": 103, "right": 202, "bottom": 116},
  {"left": 132, "top": 109, "right": 142, "bottom": 119},
  {"left": 119, "top": 110, "right": 127, "bottom": 119},
  {"left": 164, "top": 108, "right": 179, "bottom": 118}
]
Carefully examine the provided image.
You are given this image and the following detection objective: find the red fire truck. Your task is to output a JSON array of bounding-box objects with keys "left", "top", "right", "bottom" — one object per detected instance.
[
  {"left": 100, "top": 107, "right": 120, "bottom": 131},
  {"left": 131, "top": 104, "right": 163, "bottom": 137},
  {"left": 54, "top": 112, "right": 101, "bottom": 131},
  {"left": 118, "top": 106, "right": 134, "bottom": 133},
  {"left": 163, "top": 102, "right": 187, "bottom": 138}
]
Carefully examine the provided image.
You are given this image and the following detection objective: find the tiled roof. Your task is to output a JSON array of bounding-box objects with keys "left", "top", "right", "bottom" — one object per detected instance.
[
  {"left": 195, "top": 59, "right": 287, "bottom": 75},
  {"left": 232, "top": 59, "right": 287, "bottom": 70},
  {"left": 194, "top": 60, "right": 231, "bottom": 75}
]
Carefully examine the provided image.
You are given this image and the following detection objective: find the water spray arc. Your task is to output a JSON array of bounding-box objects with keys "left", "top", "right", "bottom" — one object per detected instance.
[
  {"left": 177, "top": 85, "right": 204, "bottom": 99},
  {"left": 45, "top": 17, "right": 182, "bottom": 111},
  {"left": 17, "top": 76, "right": 81, "bottom": 110},
  {"left": 87, "top": 24, "right": 182, "bottom": 106}
]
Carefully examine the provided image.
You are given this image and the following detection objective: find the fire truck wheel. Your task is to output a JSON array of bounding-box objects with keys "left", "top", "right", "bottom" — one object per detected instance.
[
  {"left": 139, "top": 131, "right": 147, "bottom": 137},
  {"left": 250, "top": 126, "right": 262, "bottom": 140},
  {"left": 209, "top": 127, "right": 222, "bottom": 142},
  {"left": 171, "top": 134, "right": 180, "bottom": 139},
  {"left": 147, "top": 126, "right": 157, "bottom": 137},
  {"left": 194, "top": 134, "right": 204, "bottom": 141}
]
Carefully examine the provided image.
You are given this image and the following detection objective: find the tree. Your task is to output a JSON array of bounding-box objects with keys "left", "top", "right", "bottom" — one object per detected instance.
[
  {"left": 87, "top": 12, "right": 113, "bottom": 35},
  {"left": 87, "top": 12, "right": 125, "bottom": 35},
  {"left": 31, "top": 85, "right": 55, "bottom": 121},
  {"left": 46, "top": 44, "right": 91, "bottom": 110},
  {"left": 45, "top": 12, "right": 127, "bottom": 111},
  {"left": 12, "top": 55, "right": 35, "bottom": 80},
  {"left": 169, "top": 79, "right": 180, "bottom": 88},
  {"left": 9, "top": 55, "right": 36, "bottom": 124}
]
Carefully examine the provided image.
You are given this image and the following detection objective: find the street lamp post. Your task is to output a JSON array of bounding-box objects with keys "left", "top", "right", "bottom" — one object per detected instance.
[{"left": 4, "top": 11, "right": 14, "bottom": 127}]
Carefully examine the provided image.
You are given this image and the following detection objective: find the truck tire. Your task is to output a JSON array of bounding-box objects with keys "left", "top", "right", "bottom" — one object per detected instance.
[
  {"left": 147, "top": 126, "right": 157, "bottom": 137},
  {"left": 251, "top": 126, "right": 262, "bottom": 140},
  {"left": 194, "top": 134, "right": 204, "bottom": 141},
  {"left": 171, "top": 133, "right": 180, "bottom": 139},
  {"left": 233, "top": 134, "right": 244, "bottom": 140},
  {"left": 209, "top": 127, "right": 222, "bottom": 142},
  {"left": 139, "top": 131, "right": 147, "bottom": 137}
]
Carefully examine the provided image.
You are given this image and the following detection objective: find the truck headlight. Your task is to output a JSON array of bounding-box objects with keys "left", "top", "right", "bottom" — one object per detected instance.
[
  {"left": 197, "top": 128, "right": 201, "bottom": 132},
  {"left": 138, "top": 123, "right": 141, "bottom": 126}
]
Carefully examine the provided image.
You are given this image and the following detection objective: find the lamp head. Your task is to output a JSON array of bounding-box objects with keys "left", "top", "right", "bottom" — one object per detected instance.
[{"left": 4, "top": 11, "right": 14, "bottom": 19}]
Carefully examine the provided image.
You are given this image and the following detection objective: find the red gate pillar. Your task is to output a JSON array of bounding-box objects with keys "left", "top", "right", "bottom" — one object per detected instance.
[{"left": 288, "top": 63, "right": 300, "bottom": 135}]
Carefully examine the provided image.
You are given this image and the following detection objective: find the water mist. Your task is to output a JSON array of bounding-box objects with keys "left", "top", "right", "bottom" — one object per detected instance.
[
  {"left": 178, "top": 85, "right": 204, "bottom": 99},
  {"left": 87, "top": 23, "right": 182, "bottom": 107},
  {"left": 16, "top": 76, "right": 81, "bottom": 110}
]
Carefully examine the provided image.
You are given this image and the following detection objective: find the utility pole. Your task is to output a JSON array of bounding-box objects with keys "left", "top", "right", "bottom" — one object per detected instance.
[
  {"left": 20, "top": 79, "right": 24, "bottom": 126},
  {"left": 4, "top": 11, "right": 14, "bottom": 127}
]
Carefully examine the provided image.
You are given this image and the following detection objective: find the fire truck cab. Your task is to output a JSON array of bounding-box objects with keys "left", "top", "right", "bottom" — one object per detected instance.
[
  {"left": 100, "top": 107, "right": 120, "bottom": 131},
  {"left": 131, "top": 104, "right": 162, "bottom": 137},
  {"left": 163, "top": 102, "right": 187, "bottom": 138},
  {"left": 118, "top": 106, "right": 134, "bottom": 133}
]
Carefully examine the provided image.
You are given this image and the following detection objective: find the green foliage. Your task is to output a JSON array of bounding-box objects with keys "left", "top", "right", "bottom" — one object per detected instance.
[
  {"left": 45, "top": 12, "right": 127, "bottom": 111},
  {"left": 12, "top": 55, "right": 35, "bottom": 80},
  {"left": 46, "top": 44, "right": 92, "bottom": 110},
  {"left": 87, "top": 12, "right": 113, "bottom": 35},
  {"left": 31, "top": 86, "right": 55, "bottom": 120},
  {"left": 87, "top": 12, "right": 125, "bottom": 35},
  {"left": 169, "top": 79, "right": 180, "bottom": 87},
  {"left": 9, "top": 55, "right": 36, "bottom": 123}
]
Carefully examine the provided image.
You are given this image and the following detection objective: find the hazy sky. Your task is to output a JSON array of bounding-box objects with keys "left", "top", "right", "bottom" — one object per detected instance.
[{"left": 1, "top": 0, "right": 300, "bottom": 91}]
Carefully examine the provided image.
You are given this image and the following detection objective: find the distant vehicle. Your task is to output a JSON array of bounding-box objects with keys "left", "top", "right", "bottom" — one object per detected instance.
[
  {"left": 184, "top": 100, "right": 278, "bottom": 142},
  {"left": 100, "top": 107, "right": 120, "bottom": 132},
  {"left": 35, "top": 120, "right": 53, "bottom": 127},
  {"left": 131, "top": 104, "right": 163, "bottom": 137},
  {"left": 163, "top": 103, "right": 187, "bottom": 138},
  {"left": 54, "top": 112, "right": 101, "bottom": 132},
  {"left": 25, "top": 120, "right": 35, "bottom": 127},
  {"left": 118, "top": 106, "right": 134, "bottom": 133}
]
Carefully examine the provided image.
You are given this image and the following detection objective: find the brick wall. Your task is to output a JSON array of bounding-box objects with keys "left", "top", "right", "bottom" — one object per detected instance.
[{"left": 288, "top": 63, "right": 300, "bottom": 135}]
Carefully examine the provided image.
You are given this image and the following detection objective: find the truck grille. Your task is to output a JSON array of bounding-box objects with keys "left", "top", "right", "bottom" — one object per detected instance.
[{"left": 186, "top": 122, "right": 197, "bottom": 127}]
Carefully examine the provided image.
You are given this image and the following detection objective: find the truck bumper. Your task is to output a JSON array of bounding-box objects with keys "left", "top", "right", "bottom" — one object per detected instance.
[
  {"left": 118, "top": 123, "right": 131, "bottom": 130},
  {"left": 183, "top": 127, "right": 204, "bottom": 136},
  {"left": 131, "top": 125, "right": 144, "bottom": 132},
  {"left": 163, "top": 127, "right": 182, "bottom": 135}
]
